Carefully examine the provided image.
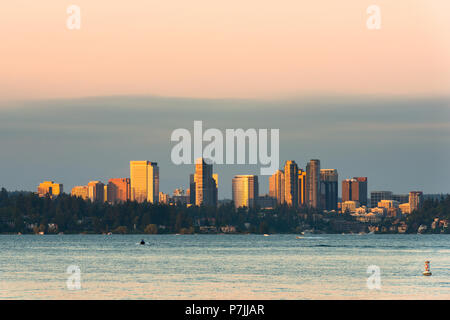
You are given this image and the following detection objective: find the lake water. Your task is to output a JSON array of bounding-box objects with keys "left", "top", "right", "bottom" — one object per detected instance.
[{"left": 0, "top": 234, "right": 449, "bottom": 299}]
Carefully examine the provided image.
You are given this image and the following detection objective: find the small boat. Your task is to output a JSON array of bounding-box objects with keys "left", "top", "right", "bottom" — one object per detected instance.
[
  {"left": 296, "top": 236, "right": 304, "bottom": 239},
  {"left": 263, "top": 234, "right": 270, "bottom": 237}
]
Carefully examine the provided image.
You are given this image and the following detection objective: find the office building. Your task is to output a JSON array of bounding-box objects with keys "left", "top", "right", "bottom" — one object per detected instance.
[
  {"left": 269, "top": 170, "right": 285, "bottom": 205},
  {"left": 320, "top": 169, "right": 338, "bottom": 211},
  {"left": 409, "top": 191, "right": 423, "bottom": 212},
  {"left": 192, "top": 158, "right": 217, "bottom": 206},
  {"left": 88, "top": 181, "right": 105, "bottom": 202},
  {"left": 342, "top": 200, "right": 360, "bottom": 213},
  {"left": 232, "top": 175, "right": 259, "bottom": 209},
  {"left": 37, "top": 181, "right": 63, "bottom": 198},
  {"left": 130, "top": 161, "right": 159, "bottom": 203},
  {"left": 298, "top": 169, "right": 306, "bottom": 207},
  {"left": 284, "top": 161, "right": 298, "bottom": 207},
  {"left": 107, "top": 178, "right": 131, "bottom": 203},
  {"left": 392, "top": 194, "right": 409, "bottom": 204},
  {"left": 378, "top": 199, "right": 399, "bottom": 209},
  {"left": 370, "top": 191, "right": 393, "bottom": 208},
  {"left": 306, "top": 159, "right": 320, "bottom": 208},
  {"left": 71, "top": 186, "right": 89, "bottom": 200},
  {"left": 342, "top": 177, "right": 368, "bottom": 206}
]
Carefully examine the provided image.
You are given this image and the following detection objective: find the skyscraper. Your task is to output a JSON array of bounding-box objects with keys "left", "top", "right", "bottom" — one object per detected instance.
[
  {"left": 212, "top": 173, "right": 219, "bottom": 206},
  {"left": 409, "top": 191, "right": 423, "bottom": 212},
  {"left": 189, "top": 174, "right": 196, "bottom": 204},
  {"left": 269, "top": 169, "right": 285, "bottom": 205},
  {"left": 107, "top": 178, "right": 131, "bottom": 203},
  {"left": 193, "top": 158, "right": 217, "bottom": 206},
  {"left": 353, "top": 177, "right": 368, "bottom": 206},
  {"left": 306, "top": 159, "right": 320, "bottom": 208},
  {"left": 298, "top": 169, "right": 306, "bottom": 207},
  {"left": 130, "top": 161, "right": 159, "bottom": 203},
  {"left": 342, "top": 177, "right": 368, "bottom": 206},
  {"left": 88, "top": 181, "right": 104, "bottom": 202},
  {"left": 232, "top": 175, "right": 259, "bottom": 209},
  {"left": 284, "top": 161, "right": 298, "bottom": 207},
  {"left": 320, "top": 169, "right": 338, "bottom": 211}
]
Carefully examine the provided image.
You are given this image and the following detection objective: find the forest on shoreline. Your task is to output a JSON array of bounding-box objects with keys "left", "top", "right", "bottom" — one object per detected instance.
[{"left": 0, "top": 188, "right": 449, "bottom": 235}]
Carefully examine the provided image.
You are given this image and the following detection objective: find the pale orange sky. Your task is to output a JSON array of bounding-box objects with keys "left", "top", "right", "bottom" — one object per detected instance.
[{"left": 1, "top": 0, "right": 450, "bottom": 100}]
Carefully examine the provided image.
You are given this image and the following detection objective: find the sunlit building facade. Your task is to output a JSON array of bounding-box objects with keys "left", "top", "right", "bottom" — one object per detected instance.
[
  {"left": 306, "top": 159, "right": 320, "bottom": 208},
  {"left": 370, "top": 191, "right": 393, "bottom": 208},
  {"left": 107, "top": 178, "right": 131, "bottom": 203},
  {"left": 37, "top": 181, "right": 63, "bottom": 198},
  {"left": 192, "top": 158, "right": 217, "bottom": 207},
  {"left": 284, "top": 161, "right": 298, "bottom": 207},
  {"left": 269, "top": 169, "right": 285, "bottom": 205},
  {"left": 71, "top": 185, "right": 89, "bottom": 200},
  {"left": 342, "top": 177, "right": 368, "bottom": 206},
  {"left": 130, "top": 161, "right": 159, "bottom": 203},
  {"left": 88, "top": 181, "right": 104, "bottom": 202},
  {"left": 298, "top": 169, "right": 306, "bottom": 207},
  {"left": 232, "top": 175, "right": 259, "bottom": 209}
]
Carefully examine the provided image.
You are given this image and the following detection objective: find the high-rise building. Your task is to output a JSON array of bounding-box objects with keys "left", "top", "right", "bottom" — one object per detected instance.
[
  {"left": 409, "top": 191, "right": 423, "bottom": 212},
  {"left": 107, "top": 178, "right": 131, "bottom": 203},
  {"left": 284, "top": 161, "right": 299, "bottom": 207},
  {"left": 212, "top": 173, "right": 219, "bottom": 206},
  {"left": 306, "top": 159, "right": 320, "bottom": 208},
  {"left": 71, "top": 186, "right": 89, "bottom": 200},
  {"left": 232, "top": 175, "right": 259, "bottom": 208},
  {"left": 88, "top": 181, "right": 104, "bottom": 202},
  {"left": 269, "top": 170, "right": 285, "bottom": 205},
  {"left": 159, "top": 192, "right": 170, "bottom": 204},
  {"left": 320, "top": 169, "right": 338, "bottom": 211},
  {"left": 193, "top": 158, "right": 217, "bottom": 206},
  {"left": 342, "top": 179, "right": 352, "bottom": 203},
  {"left": 392, "top": 194, "right": 409, "bottom": 204},
  {"left": 104, "top": 185, "right": 108, "bottom": 202},
  {"left": 130, "top": 161, "right": 159, "bottom": 203},
  {"left": 37, "top": 181, "right": 63, "bottom": 198},
  {"left": 370, "top": 191, "right": 393, "bottom": 208},
  {"left": 353, "top": 177, "right": 368, "bottom": 206},
  {"left": 189, "top": 174, "right": 196, "bottom": 204},
  {"left": 342, "top": 177, "right": 368, "bottom": 206},
  {"left": 298, "top": 169, "right": 306, "bottom": 207}
]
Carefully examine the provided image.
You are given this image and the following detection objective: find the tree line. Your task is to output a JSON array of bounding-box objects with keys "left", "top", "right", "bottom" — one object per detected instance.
[{"left": 0, "top": 188, "right": 448, "bottom": 234}]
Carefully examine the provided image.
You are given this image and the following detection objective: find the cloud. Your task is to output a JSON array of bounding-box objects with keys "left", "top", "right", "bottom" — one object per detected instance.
[{"left": 0, "top": 95, "right": 449, "bottom": 197}]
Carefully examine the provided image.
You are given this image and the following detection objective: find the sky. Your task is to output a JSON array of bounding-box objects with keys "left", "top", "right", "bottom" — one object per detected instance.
[
  {"left": 1, "top": 96, "right": 449, "bottom": 198},
  {"left": 1, "top": 1, "right": 450, "bottom": 100},
  {"left": 0, "top": 1, "right": 449, "bottom": 198}
]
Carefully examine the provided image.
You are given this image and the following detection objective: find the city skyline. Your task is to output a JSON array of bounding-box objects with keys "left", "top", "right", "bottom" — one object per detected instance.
[
  {"left": 2, "top": 0, "right": 450, "bottom": 303},
  {"left": 33, "top": 158, "right": 436, "bottom": 206},
  {"left": 1, "top": 95, "right": 448, "bottom": 198}
]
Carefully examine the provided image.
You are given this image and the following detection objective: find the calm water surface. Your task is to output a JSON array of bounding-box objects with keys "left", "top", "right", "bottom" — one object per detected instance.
[{"left": 0, "top": 234, "right": 449, "bottom": 299}]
